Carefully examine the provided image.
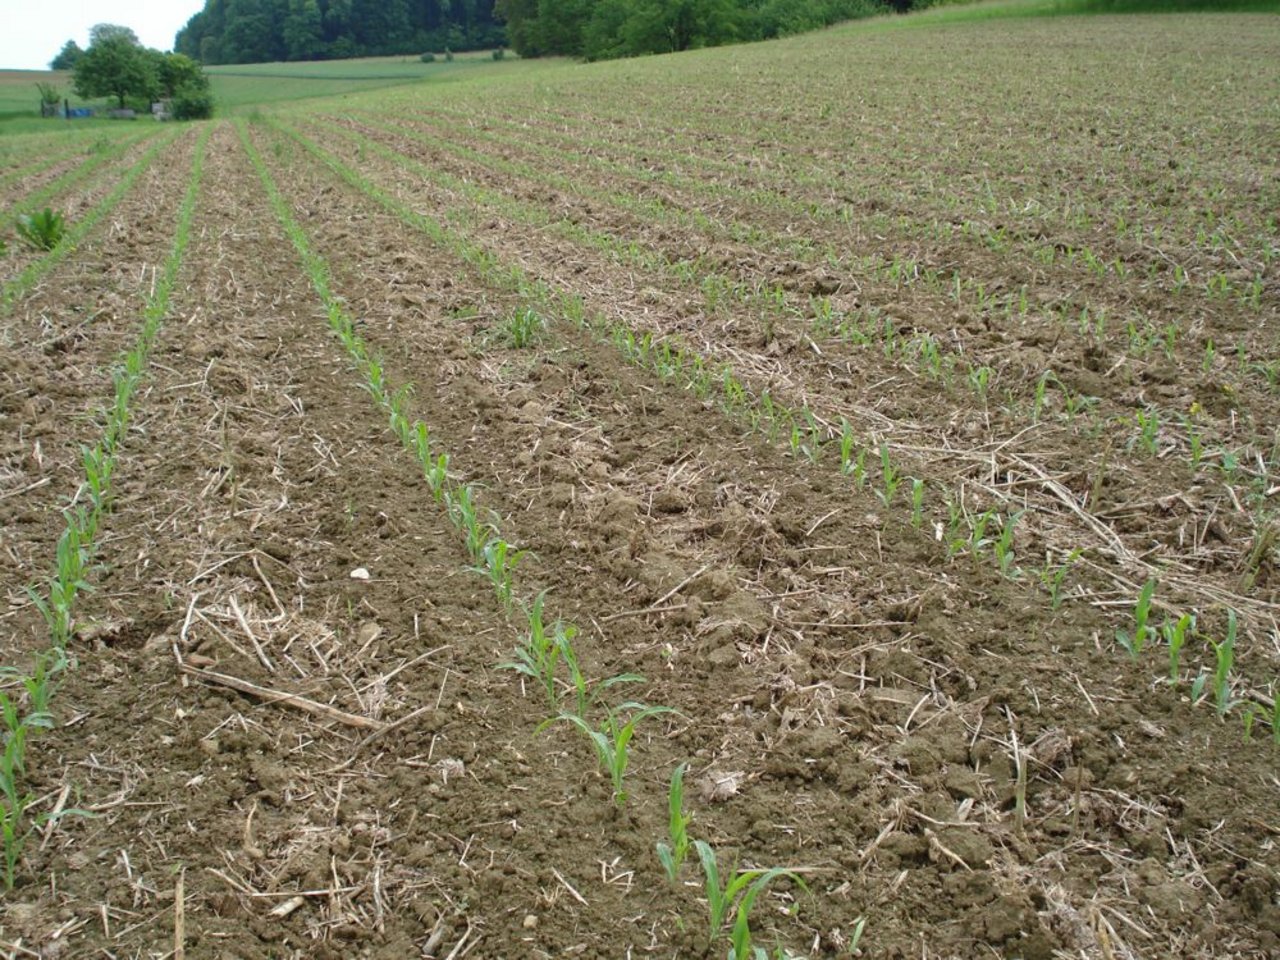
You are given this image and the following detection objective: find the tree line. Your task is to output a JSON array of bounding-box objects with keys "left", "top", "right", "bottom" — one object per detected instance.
[
  {"left": 174, "top": 0, "right": 505, "bottom": 64},
  {"left": 497, "top": 0, "right": 904, "bottom": 59}
]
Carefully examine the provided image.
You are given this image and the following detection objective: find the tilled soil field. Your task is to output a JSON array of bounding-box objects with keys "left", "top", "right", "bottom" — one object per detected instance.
[{"left": 1, "top": 12, "right": 1278, "bottom": 960}]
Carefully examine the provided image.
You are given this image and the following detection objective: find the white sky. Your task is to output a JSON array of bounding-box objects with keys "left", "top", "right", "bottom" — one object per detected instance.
[{"left": 0, "top": 1, "right": 206, "bottom": 71}]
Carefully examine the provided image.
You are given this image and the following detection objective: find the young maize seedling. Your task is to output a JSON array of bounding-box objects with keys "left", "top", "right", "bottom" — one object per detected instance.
[
  {"left": 693, "top": 840, "right": 808, "bottom": 958},
  {"left": 0, "top": 690, "right": 88, "bottom": 891},
  {"left": 422, "top": 452, "right": 449, "bottom": 501},
  {"left": 758, "top": 391, "right": 780, "bottom": 442},
  {"left": 540, "top": 702, "right": 676, "bottom": 805},
  {"left": 1209, "top": 611, "right": 1238, "bottom": 717},
  {"left": 15, "top": 208, "right": 67, "bottom": 251},
  {"left": 1242, "top": 705, "right": 1258, "bottom": 742},
  {"left": 968, "top": 509, "right": 995, "bottom": 562},
  {"left": 81, "top": 444, "right": 114, "bottom": 514},
  {"left": 472, "top": 537, "right": 527, "bottom": 609},
  {"left": 1132, "top": 409, "right": 1160, "bottom": 455},
  {"left": 387, "top": 386, "right": 415, "bottom": 446},
  {"left": 0, "top": 705, "right": 33, "bottom": 890},
  {"left": 1038, "top": 549, "right": 1080, "bottom": 611},
  {"left": 910, "top": 479, "right": 925, "bottom": 529},
  {"left": 445, "top": 485, "right": 494, "bottom": 562},
  {"left": 1032, "top": 371, "right": 1053, "bottom": 422},
  {"left": 362, "top": 356, "right": 388, "bottom": 405},
  {"left": 876, "top": 442, "right": 899, "bottom": 506},
  {"left": 968, "top": 366, "right": 993, "bottom": 402},
  {"left": 499, "top": 591, "right": 565, "bottom": 707},
  {"left": 1163, "top": 613, "right": 1194, "bottom": 684},
  {"left": 799, "top": 410, "right": 822, "bottom": 464},
  {"left": 557, "top": 633, "right": 643, "bottom": 719},
  {"left": 1115, "top": 579, "right": 1157, "bottom": 660},
  {"left": 838, "top": 419, "right": 856, "bottom": 476},
  {"left": 656, "top": 762, "right": 692, "bottom": 884},
  {"left": 1190, "top": 671, "right": 1208, "bottom": 705},
  {"left": 993, "top": 511, "right": 1021, "bottom": 578},
  {"left": 1181, "top": 416, "right": 1204, "bottom": 470}
]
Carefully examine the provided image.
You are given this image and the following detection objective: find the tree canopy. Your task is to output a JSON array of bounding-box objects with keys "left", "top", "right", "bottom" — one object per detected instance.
[
  {"left": 49, "top": 40, "right": 84, "bottom": 71},
  {"left": 72, "top": 24, "right": 213, "bottom": 117},
  {"left": 175, "top": 0, "right": 506, "bottom": 64},
  {"left": 73, "top": 33, "right": 156, "bottom": 108},
  {"left": 498, "top": 0, "right": 890, "bottom": 60}
]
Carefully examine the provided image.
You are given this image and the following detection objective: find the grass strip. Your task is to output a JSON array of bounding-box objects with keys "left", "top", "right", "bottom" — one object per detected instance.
[{"left": 1, "top": 126, "right": 211, "bottom": 891}]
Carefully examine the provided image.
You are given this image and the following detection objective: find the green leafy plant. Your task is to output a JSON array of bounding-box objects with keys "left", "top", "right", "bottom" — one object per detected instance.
[
  {"left": 540, "top": 702, "right": 676, "bottom": 805},
  {"left": 910, "top": 478, "right": 925, "bottom": 529},
  {"left": 471, "top": 536, "right": 527, "bottom": 609},
  {"left": 876, "top": 441, "right": 899, "bottom": 506},
  {"left": 656, "top": 762, "right": 693, "bottom": 883},
  {"left": 499, "top": 307, "right": 545, "bottom": 348},
  {"left": 556, "top": 634, "right": 643, "bottom": 720},
  {"left": 445, "top": 484, "right": 494, "bottom": 562},
  {"left": 1132, "top": 408, "right": 1160, "bottom": 455},
  {"left": 1163, "top": 613, "right": 1194, "bottom": 684},
  {"left": 1209, "top": 610, "right": 1238, "bottom": 717},
  {"left": 1039, "top": 549, "right": 1080, "bottom": 611},
  {"left": 15, "top": 208, "right": 67, "bottom": 251},
  {"left": 500, "top": 591, "right": 566, "bottom": 704},
  {"left": 838, "top": 418, "right": 857, "bottom": 476},
  {"left": 993, "top": 511, "right": 1021, "bottom": 578},
  {"left": 693, "top": 841, "right": 807, "bottom": 958},
  {"left": 968, "top": 509, "right": 995, "bottom": 562},
  {"left": 1115, "top": 578, "right": 1157, "bottom": 660}
]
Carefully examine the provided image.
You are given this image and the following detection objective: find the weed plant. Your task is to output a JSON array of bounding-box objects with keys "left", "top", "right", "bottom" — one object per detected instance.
[{"left": 15, "top": 208, "right": 67, "bottom": 250}]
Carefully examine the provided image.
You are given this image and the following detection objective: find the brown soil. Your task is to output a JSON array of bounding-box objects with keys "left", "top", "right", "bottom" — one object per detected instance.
[{"left": 2, "top": 16, "right": 1278, "bottom": 960}]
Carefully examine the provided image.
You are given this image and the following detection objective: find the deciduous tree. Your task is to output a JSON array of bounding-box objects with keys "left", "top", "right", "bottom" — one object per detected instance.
[{"left": 73, "top": 35, "right": 157, "bottom": 108}]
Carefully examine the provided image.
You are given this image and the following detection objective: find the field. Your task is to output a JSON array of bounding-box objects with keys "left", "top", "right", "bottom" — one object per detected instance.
[{"left": 1, "top": 8, "right": 1278, "bottom": 959}]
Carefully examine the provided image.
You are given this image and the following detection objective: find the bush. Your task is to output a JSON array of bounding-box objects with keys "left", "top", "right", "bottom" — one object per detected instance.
[
  {"left": 420, "top": 51, "right": 436, "bottom": 62},
  {"left": 492, "top": 48, "right": 506, "bottom": 60},
  {"left": 171, "top": 84, "right": 213, "bottom": 120}
]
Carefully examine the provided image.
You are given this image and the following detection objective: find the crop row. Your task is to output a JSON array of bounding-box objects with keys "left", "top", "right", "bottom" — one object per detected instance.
[
  {"left": 265, "top": 117, "right": 1277, "bottom": 747},
  {"left": 322, "top": 111, "right": 1279, "bottom": 463},
  {"left": 286, "top": 116, "right": 1276, "bottom": 647},
  {"left": 242, "top": 118, "right": 836, "bottom": 955},
  {"left": 366, "top": 106, "right": 1276, "bottom": 400},
  {"left": 399, "top": 92, "right": 1276, "bottom": 309},
  {"left": 1, "top": 128, "right": 210, "bottom": 890}
]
